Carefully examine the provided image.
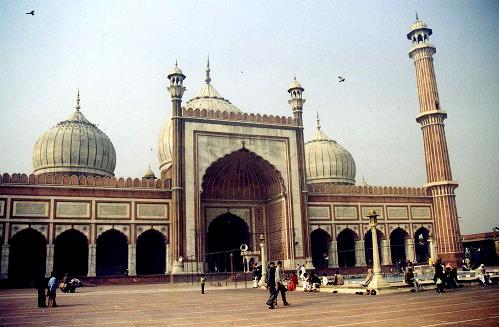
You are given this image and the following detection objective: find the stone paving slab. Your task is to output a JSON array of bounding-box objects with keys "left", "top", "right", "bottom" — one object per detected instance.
[{"left": 0, "top": 284, "right": 498, "bottom": 326}]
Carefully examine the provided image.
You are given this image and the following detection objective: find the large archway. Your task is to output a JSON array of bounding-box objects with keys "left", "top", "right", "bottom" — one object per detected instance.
[
  {"left": 337, "top": 229, "right": 357, "bottom": 267},
  {"left": 9, "top": 228, "right": 46, "bottom": 287},
  {"left": 96, "top": 229, "right": 128, "bottom": 276},
  {"left": 364, "top": 230, "right": 383, "bottom": 266},
  {"left": 311, "top": 229, "right": 331, "bottom": 269},
  {"left": 390, "top": 228, "right": 408, "bottom": 265},
  {"left": 414, "top": 227, "right": 430, "bottom": 263},
  {"left": 207, "top": 213, "right": 249, "bottom": 272},
  {"left": 54, "top": 229, "right": 88, "bottom": 277},
  {"left": 136, "top": 229, "right": 166, "bottom": 275},
  {"left": 202, "top": 148, "right": 287, "bottom": 262}
]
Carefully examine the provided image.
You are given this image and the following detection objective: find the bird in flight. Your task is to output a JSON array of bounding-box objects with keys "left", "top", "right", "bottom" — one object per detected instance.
[
  {"left": 26, "top": 10, "right": 35, "bottom": 15},
  {"left": 338, "top": 76, "right": 345, "bottom": 82}
]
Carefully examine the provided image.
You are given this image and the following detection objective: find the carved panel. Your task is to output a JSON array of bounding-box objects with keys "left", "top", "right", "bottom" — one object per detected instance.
[
  {"left": 96, "top": 202, "right": 131, "bottom": 219},
  {"left": 55, "top": 201, "right": 90, "bottom": 218},
  {"left": 310, "top": 224, "right": 332, "bottom": 236},
  {"left": 10, "top": 224, "right": 48, "bottom": 240},
  {"left": 335, "top": 224, "right": 360, "bottom": 240},
  {"left": 0, "top": 199, "right": 5, "bottom": 217},
  {"left": 361, "top": 224, "right": 386, "bottom": 239},
  {"left": 12, "top": 200, "right": 49, "bottom": 218},
  {"left": 410, "top": 206, "right": 431, "bottom": 220},
  {"left": 388, "top": 224, "right": 410, "bottom": 236},
  {"left": 96, "top": 224, "right": 130, "bottom": 240},
  {"left": 136, "top": 225, "right": 169, "bottom": 241},
  {"left": 387, "top": 206, "right": 409, "bottom": 220},
  {"left": 308, "top": 206, "right": 330, "bottom": 221},
  {"left": 361, "top": 206, "right": 384, "bottom": 220},
  {"left": 54, "top": 224, "right": 90, "bottom": 240},
  {"left": 136, "top": 203, "right": 168, "bottom": 220},
  {"left": 334, "top": 206, "right": 358, "bottom": 220}
]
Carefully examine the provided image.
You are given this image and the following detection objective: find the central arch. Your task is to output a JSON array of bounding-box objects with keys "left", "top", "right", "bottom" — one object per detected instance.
[
  {"left": 96, "top": 229, "right": 128, "bottom": 276},
  {"left": 207, "top": 213, "right": 249, "bottom": 272},
  {"left": 201, "top": 148, "right": 288, "bottom": 263}
]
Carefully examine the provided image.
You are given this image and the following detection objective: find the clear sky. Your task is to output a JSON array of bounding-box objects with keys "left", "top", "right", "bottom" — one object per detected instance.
[{"left": 0, "top": 1, "right": 498, "bottom": 234}]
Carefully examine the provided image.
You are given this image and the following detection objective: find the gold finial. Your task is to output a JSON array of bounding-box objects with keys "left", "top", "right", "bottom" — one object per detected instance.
[
  {"left": 76, "top": 89, "right": 81, "bottom": 111},
  {"left": 316, "top": 112, "right": 321, "bottom": 130},
  {"left": 241, "top": 140, "right": 246, "bottom": 148},
  {"left": 205, "top": 55, "right": 211, "bottom": 84}
]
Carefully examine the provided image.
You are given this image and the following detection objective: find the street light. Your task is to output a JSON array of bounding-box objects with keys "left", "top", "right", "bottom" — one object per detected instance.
[{"left": 367, "top": 209, "right": 389, "bottom": 290}]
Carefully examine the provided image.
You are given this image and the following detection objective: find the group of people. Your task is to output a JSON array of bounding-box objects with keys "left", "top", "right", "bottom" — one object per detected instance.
[{"left": 265, "top": 261, "right": 289, "bottom": 309}]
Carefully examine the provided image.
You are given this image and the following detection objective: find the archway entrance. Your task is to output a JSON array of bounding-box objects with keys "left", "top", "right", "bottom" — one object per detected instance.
[
  {"left": 311, "top": 229, "right": 330, "bottom": 269},
  {"left": 365, "top": 230, "right": 383, "bottom": 266},
  {"left": 390, "top": 228, "right": 408, "bottom": 265},
  {"left": 96, "top": 229, "right": 128, "bottom": 276},
  {"left": 54, "top": 229, "right": 88, "bottom": 277},
  {"left": 9, "top": 228, "right": 46, "bottom": 287},
  {"left": 414, "top": 227, "right": 430, "bottom": 263},
  {"left": 136, "top": 229, "right": 166, "bottom": 275},
  {"left": 207, "top": 213, "right": 249, "bottom": 272},
  {"left": 337, "top": 229, "right": 356, "bottom": 267},
  {"left": 202, "top": 148, "right": 287, "bottom": 263}
]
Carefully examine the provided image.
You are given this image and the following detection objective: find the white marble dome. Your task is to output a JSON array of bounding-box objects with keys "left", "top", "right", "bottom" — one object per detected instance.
[
  {"left": 305, "top": 122, "right": 356, "bottom": 185},
  {"left": 32, "top": 93, "right": 116, "bottom": 177}
]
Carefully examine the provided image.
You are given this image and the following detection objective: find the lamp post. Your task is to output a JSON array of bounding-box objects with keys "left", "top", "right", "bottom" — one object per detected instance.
[
  {"left": 367, "top": 209, "right": 389, "bottom": 290},
  {"left": 259, "top": 234, "right": 267, "bottom": 287}
]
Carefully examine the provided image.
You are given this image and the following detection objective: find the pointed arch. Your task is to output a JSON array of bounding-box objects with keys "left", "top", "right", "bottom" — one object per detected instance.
[
  {"left": 201, "top": 148, "right": 285, "bottom": 201},
  {"left": 337, "top": 228, "right": 358, "bottom": 267}
]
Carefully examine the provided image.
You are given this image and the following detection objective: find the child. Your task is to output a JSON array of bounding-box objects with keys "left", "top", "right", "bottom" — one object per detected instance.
[{"left": 200, "top": 274, "right": 206, "bottom": 294}]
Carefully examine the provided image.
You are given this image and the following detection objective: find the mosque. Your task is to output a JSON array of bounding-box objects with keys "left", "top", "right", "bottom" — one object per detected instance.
[{"left": 0, "top": 18, "right": 463, "bottom": 286}]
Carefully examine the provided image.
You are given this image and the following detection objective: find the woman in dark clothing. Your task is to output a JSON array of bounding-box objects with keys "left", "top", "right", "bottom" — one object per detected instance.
[
  {"left": 36, "top": 276, "right": 47, "bottom": 307},
  {"left": 433, "top": 259, "right": 445, "bottom": 293}
]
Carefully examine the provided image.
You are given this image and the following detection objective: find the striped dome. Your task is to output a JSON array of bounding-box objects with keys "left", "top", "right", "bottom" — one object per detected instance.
[
  {"left": 305, "top": 124, "right": 356, "bottom": 185},
  {"left": 32, "top": 94, "right": 116, "bottom": 177}
]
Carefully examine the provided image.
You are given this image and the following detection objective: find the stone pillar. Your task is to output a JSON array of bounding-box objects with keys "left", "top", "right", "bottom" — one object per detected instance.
[
  {"left": 45, "top": 244, "right": 54, "bottom": 277},
  {"left": 258, "top": 236, "right": 267, "bottom": 287},
  {"left": 381, "top": 240, "right": 391, "bottom": 265},
  {"left": 355, "top": 240, "right": 366, "bottom": 266},
  {"left": 165, "top": 243, "right": 170, "bottom": 274},
  {"left": 405, "top": 239, "right": 415, "bottom": 262},
  {"left": 329, "top": 240, "right": 338, "bottom": 268},
  {"left": 0, "top": 244, "right": 9, "bottom": 279},
  {"left": 87, "top": 244, "right": 96, "bottom": 277},
  {"left": 128, "top": 244, "right": 136, "bottom": 276},
  {"left": 429, "top": 236, "right": 437, "bottom": 262}
]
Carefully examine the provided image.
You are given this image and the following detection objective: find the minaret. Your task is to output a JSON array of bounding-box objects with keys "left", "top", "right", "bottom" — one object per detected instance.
[
  {"left": 288, "top": 77, "right": 313, "bottom": 268},
  {"left": 167, "top": 62, "right": 186, "bottom": 273},
  {"left": 407, "top": 18, "right": 463, "bottom": 264}
]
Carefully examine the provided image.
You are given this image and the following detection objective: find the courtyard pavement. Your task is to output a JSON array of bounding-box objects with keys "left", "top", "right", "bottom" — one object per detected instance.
[{"left": 0, "top": 283, "right": 498, "bottom": 326}]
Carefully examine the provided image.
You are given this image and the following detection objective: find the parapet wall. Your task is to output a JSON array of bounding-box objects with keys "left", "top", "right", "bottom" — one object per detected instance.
[
  {"left": 308, "top": 183, "right": 429, "bottom": 196},
  {"left": 1, "top": 173, "right": 171, "bottom": 189},
  {"left": 183, "top": 107, "right": 296, "bottom": 126}
]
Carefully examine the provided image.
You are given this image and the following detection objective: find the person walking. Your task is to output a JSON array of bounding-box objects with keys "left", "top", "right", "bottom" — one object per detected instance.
[
  {"left": 265, "top": 262, "right": 277, "bottom": 309},
  {"left": 275, "top": 261, "right": 290, "bottom": 306}
]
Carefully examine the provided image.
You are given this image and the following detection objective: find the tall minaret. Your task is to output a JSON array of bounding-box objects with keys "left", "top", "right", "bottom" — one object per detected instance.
[
  {"left": 407, "top": 18, "right": 463, "bottom": 264},
  {"left": 167, "top": 62, "right": 186, "bottom": 273},
  {"left": 288, "top": 77, "right": 313, "bottom": 268}
]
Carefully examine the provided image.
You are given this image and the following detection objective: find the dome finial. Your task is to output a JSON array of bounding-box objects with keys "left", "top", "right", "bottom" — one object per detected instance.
[
  {"left": 205, "top": 55, "right": 211, "bottom": 84},
  {"left": 316, "top": 112, "right": 321, "bottom": 130},
  {"left": 76, "top": 89, "right": 81, "bottom": 111},
  {"left": 415, "top": 11, "right": 419, "bottom": 21}
]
